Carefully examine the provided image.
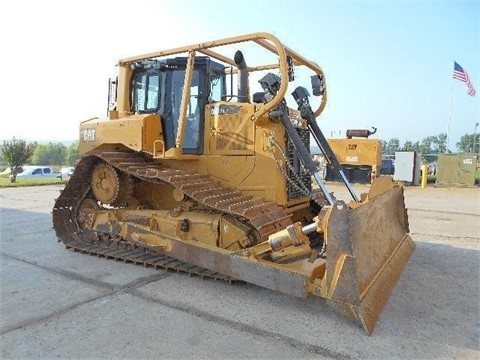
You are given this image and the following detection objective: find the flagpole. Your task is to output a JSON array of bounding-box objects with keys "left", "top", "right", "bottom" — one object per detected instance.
[{"left": 447, "top": 66, "right": 454, "bottom": 152}]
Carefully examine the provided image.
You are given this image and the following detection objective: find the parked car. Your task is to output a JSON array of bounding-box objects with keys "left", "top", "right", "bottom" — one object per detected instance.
[
  {"left": 60, "top": 166, "right": 75, "bottom": 181},
  {"left": 16, "top": 166, "right": 60, "bottom": 179}
]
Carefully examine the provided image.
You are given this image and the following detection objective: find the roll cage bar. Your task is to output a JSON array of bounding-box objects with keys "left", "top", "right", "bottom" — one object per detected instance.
[{"left": 118, "top": 32, "right": 328, "bottom": 122}]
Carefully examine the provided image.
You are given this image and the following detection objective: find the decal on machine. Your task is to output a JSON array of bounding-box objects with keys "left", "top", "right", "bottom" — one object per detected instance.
[{"left": 81, "top": 128, "right": 96, "bottom": 142}]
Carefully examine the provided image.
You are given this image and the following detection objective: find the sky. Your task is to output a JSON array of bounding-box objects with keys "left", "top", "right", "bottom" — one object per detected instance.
[{"left": 1, "top": 0, "right": 479, "bottom": 151}]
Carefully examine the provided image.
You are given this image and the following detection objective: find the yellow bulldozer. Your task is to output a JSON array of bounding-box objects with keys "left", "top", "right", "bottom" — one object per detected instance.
[{"left": 52, "top": 32, "right": 415, "bottom": 334}]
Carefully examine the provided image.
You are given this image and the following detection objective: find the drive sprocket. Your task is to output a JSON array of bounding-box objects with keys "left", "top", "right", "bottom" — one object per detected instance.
[{"left": 91, "top": 163, "right": 121, "bottom": 205}]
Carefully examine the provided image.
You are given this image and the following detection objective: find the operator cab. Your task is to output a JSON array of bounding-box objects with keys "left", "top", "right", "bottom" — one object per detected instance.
[{"left": 130, "top": 57, "right": 226, "bottom": 155}]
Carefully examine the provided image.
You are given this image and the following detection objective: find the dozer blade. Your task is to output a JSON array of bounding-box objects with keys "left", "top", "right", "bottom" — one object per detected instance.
[{"left": 323, "top": 179, "right": 415, "bottom": 334}]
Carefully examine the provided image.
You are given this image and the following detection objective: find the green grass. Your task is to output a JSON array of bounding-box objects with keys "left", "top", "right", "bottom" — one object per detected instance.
[
  {"left": 0, "top": 177, "right": 66, "bottom": 188},
  {"left": 426, "top": 175, "right": 437, "bottom": 183},
  {"left": 1, "top": 169, "right": 478, "bottom": 188}
]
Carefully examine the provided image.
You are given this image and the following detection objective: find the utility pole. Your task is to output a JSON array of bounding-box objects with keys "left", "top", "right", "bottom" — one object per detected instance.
[
  {"left": 447, "top": 75, "right": 454, "bottom": 151},
  {"left": 473, "top": 122, "right": 479, "bottom": 154}
]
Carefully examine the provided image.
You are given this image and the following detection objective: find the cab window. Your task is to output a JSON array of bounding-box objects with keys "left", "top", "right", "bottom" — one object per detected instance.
[
  {"left": 132, "top": 72, "right": 161, "bottom": 112},
  {"left": 209, "top": 74, "right": 225, "bottom": 102}
]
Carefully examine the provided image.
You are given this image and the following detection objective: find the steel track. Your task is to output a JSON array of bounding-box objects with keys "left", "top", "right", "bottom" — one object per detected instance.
[{"left": 52, "top": 149, "right": 295, "bottom": 280}]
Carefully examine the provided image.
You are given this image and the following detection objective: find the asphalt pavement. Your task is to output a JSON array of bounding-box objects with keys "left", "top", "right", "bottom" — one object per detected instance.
[{"left": 0, "top": 184, "right": 479, "bottom": 359}]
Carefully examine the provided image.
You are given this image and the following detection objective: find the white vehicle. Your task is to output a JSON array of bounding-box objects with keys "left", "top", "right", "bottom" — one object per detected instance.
[
  {"left": 1, "top": 166, "right": 25, "bottom": 176},
  {"left": 60, "top": 166, "right": 75, "bottom": 181},
  {"left": 17, "top": 166, "right": 60, "bottom": 179}
]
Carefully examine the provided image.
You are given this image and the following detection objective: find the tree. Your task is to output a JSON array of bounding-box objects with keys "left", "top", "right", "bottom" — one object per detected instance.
[
  {"left": 402, "top": 140, "right": 419, "bottom": 152},
  {"left": 381, "top": 140, "right": 387, "bottom": 154},
  {"left": 65, "top": 142, "right": 79, "bottom": 166},
  {"left": 383, "top": 138, "right": 400, "bottom": 155},
  {"left": 418, "top": 136, "right": 435, "bottom": 162},
  {"left": 456, "top": 133, "right": 476, "bottom": 153},
  {"left": 418, "top": 136, "right": 432, "bottom": 154},
  {"left": 28, "top": 142, "right": 39, "bottom": 163},
  {"left": 381, "top": 133, "right": 448, "bottom": 168},
  {"left": 1, "top": 138, "right": 34, "bottom": 182},
  {"left": 415, "top": 133, "right": 448, "bottom": 162},
  {"left": 31, "top": 142, "right": 67, "bottom": 166},
  {"left": 432, "top": 133, "right": 447, "bottom": 154}
]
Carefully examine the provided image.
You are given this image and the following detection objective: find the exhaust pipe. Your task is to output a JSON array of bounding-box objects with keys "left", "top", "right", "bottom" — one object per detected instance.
[
  {"left": 234, "top": 50, "right": 249, "bottom": 102},
  {"left": 346, "top": 127, "right": 377, "bottom": 139}
]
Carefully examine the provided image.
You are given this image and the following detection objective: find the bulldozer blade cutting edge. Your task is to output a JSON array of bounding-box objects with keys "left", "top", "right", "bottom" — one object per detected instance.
[{"left": 324, "top": 183, "right": 415, "bottom": 335}]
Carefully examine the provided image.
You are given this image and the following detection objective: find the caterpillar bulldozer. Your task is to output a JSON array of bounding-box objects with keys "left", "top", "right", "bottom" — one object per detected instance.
[{"left": 52, "top": 32, "right": 415, "bottom": 334}]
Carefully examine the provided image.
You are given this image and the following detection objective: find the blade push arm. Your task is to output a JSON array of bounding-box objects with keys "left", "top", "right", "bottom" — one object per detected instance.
[{"left": 292, "top": 87, "right": 359, "bottom": 202}]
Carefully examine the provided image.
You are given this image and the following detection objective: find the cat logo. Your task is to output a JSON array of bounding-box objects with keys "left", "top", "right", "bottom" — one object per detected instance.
[
  {"left": 348, "top": 144, "right": 357, "bottom": 150},
  {"left": 81, "top": 129, "right": 96, "bottom": 142}
]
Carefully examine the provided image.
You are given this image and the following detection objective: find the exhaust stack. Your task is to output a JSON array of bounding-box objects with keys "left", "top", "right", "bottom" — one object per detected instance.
[{"left": 234, "top": 50, "right": 250, "bottom": 102}]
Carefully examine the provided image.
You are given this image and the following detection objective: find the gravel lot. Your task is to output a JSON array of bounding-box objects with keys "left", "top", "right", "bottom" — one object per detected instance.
[{"left": 0, "top": 183, "right": 479, "bottom": 359}]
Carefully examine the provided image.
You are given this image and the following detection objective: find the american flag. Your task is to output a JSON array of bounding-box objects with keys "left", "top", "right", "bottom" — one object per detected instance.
[{"left": 453, "top": 61, "right": 476, "bottom": 96}]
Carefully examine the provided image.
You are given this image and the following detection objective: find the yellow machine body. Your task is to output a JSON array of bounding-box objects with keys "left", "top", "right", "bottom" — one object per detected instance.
[
  {"left": 326, "top": 138, "right": 382, "bottom": 182},
  {"left": 327, "top": 138, "right": 382, "bottom": 167},
  {"left": 79, "top": 105, "right": 294, "bottom": 208},
  {"left": 54, "top": 32, "right": 415, "bottom": 335}
]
